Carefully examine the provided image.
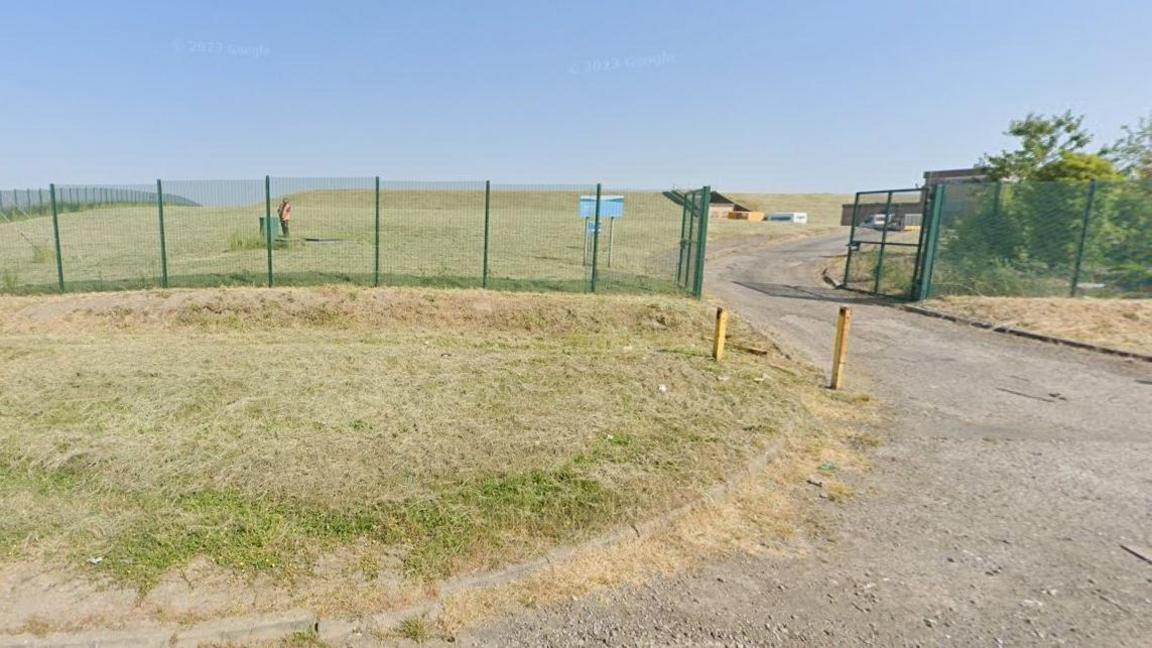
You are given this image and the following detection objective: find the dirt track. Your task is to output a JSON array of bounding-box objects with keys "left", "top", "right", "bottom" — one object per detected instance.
[{"left": 463, "top": 233, "right": 1152, "bottom": 646}]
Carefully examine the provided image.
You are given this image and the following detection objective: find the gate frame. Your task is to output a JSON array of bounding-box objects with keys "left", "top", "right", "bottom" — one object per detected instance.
[{"left": 841, "top": 186, "right": 924, "bottom": 300}]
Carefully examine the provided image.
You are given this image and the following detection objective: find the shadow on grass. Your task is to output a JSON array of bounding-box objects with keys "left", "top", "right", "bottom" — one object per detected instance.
[{"left": 2, "top": 271, "right": 687, "bottom": 298}]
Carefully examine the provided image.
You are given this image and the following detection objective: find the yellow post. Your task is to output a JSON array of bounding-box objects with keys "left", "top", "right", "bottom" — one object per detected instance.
[
  {"left": 712, "top": 307, "right": 729, "bottom": 361},
  {"left": 830, "top": 306, "right": 852, "bottom": 389}
]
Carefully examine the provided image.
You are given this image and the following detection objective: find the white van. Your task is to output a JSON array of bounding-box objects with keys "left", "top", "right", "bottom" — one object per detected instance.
[{"left": 767, "top": 212, "right": 808, "bottom": 224}]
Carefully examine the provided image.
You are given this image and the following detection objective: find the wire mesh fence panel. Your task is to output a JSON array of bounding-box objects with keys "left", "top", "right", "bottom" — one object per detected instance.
[
  {"left": 487, "top": 184, "right": 592, "bottom": 292},
  {"left": 377, "top": 181, "right": 486, "bottom": 288},
  {"left": 1078, "top": 181, "right": 1152, "bottom": 297},
  {"left": 1, "top": 188, "right": 53, "bottom": 223},
  {"left": 593, "top": 187, "right": 684, "bottom": 294},
  {"left": 54, "top": 184, "right": 162, "bottom": 292},
  {"left": 0, "top": 187, "right": 57, "bottom": 293},
  {"left": 162, "top": 179, "right": 269, "bottom": 288},
  {"left": 268, "top": 177, "right": 376, "bottom": 286},
  {"left": 843, "top": 243, "right": 880, "bottom": 292},
  {"left": 842, "top": 189, "right": 924, "bottom": 297},
  {"left": 930, "top": 181, "right": 1092, "bottom": 298},
  {"left": 1, "top": 177, "right": 722, "bottom": 298}
]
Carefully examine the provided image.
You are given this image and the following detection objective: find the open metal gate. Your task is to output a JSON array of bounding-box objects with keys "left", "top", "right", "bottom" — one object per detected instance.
[
  {"left": 842, "top": 186, "right": 939, "bottom": 299},
  {"left": 675, "top": 186, "right": 711, "bottom": 298}
]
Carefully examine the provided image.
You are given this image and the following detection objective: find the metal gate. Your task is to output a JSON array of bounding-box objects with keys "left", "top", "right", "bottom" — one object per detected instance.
[
  {"left": 675, "top": 186, "right": 711, "bottom": 298},
  {"left": 842, "top": 186, "right": 937, "bottom": 299}
]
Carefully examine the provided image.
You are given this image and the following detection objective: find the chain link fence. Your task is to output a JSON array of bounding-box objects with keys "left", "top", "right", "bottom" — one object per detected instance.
[
  {"left": 923, "top": 180, "right": 1152, "bottom": 299},
  {"left": 0, "top": 178, "right": 710, "bottom": 298}
]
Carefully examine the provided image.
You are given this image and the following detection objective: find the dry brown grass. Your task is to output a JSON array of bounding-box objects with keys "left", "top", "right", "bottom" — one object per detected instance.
[{"left": 924, "top": 296, "right": 1152, "bottom": 355}]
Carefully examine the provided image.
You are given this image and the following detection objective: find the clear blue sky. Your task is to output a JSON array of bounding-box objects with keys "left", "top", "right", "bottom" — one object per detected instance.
[{"left": 4, "top": 0, "right": 1150, "bottom": 191}]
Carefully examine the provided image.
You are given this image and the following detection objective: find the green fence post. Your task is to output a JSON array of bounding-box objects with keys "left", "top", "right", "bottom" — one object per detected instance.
[
  {"left": 482, "top": 180, "right": 491, "bottom": 288},
  {"left": 589, "top": 183, "right": 603, "bottom": 292},
  {"left": 909, "top": 186, "right": 933, "bottom": 299},
  {"left": 374, "top": 176, "right": 381, "bottom": 287},
  {"left": 156, "top": 179, "right": 169, "bottom": 288},
  {"left": 910, "top": 186, "right": 932, "bottom": 299},
  {"left": 872, "top": 190, "right": 895, "bottom": 294},
  {"left": 675, "top": 194, "right": 690, "bottom": 286},
  {"left": 692, "top": 185, "right": 712, "bottom": 299},
  {"left": 49, "top": 184, "right": 65, "bottom": 292},
  {"left": 842, "top": 192, "right": 862, "bottom": 286},
  {"left": 1070, "top": 180, "right": 1098, "bottom": 297},
  {"left": 915, "top": 184, "right": 946, "bottom": 300},
  {"left": 264, "top": 175, "right": 274, "bottom": 286},
  {"left": 681, "top": 192, "right": 699, "bottom": 294}
]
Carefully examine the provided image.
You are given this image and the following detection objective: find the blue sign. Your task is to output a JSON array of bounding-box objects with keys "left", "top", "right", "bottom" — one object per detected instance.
[{"left": 580, "top": 195, "right": 624, "bottom": 219}]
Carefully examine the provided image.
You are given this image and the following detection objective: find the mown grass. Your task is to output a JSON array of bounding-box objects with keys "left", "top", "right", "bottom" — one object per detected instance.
[
  {"left": 0, "top": 287, "right": 814, "bottom": 590},
  {"left": 0, "top": 463, "right": 610, "bottom": 586}
]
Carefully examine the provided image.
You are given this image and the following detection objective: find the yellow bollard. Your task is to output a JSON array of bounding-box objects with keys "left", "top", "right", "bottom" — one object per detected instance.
[
  {"left": 712, "top": 307, "right": 729, "bottom": 361},
  {"left": 829, "top": 306, "right": 852, "bottom": 389}
]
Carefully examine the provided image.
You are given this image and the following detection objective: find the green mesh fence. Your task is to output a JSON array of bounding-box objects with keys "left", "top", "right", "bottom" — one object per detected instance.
[
  {"left": 56, "top": 184, "right": 164, "bottom": 292},
  {"left": 594, "top": 187, "right": 690, "bottom": 295},
  {"left": 161, "top": 179, "right": 267, "bottom": 288},
  {"left": 0, "top": 187, "right": 55, "bottom": 292},
  {"left": 926, "top": 180, "right": 1152, "bottom": 298},
  {"left": 0, "top": 179, "right": 710, "bottom": 297},
  {"left": 488, "top": 184, "right": 592, "bottom": 292},
  {"left": 842, "top": 188, "right": 926, "bottom": 298}
]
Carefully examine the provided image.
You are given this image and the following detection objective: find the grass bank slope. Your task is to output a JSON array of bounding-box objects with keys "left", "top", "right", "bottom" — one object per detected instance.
[{"left": 0, "top": 287, "right": 838, "bottom": 598}]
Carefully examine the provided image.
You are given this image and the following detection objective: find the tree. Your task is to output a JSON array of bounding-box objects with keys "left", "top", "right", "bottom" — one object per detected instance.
[
  {"left": 1033, "top": 152, "right": 1123, "bottom": 182},
  {"left": 1106, "top": 113, "right": 1152, "bottom": 180},
  {"left": 979, "top": 111, "right": 1093, "bottom": 181}
]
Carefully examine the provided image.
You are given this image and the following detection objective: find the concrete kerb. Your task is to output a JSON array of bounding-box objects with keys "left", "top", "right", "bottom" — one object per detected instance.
[
  {"left": 0, "top": 611, "right": 317, "bottom": 648},
  {"left": 899, "top": 304, "right": 1152, "bottom": 363}
]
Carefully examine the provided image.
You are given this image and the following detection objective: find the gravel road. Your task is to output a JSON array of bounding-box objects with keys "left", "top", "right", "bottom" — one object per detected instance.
[{"left": 458, "top": 233, "right": 1152, "bottom": 647}]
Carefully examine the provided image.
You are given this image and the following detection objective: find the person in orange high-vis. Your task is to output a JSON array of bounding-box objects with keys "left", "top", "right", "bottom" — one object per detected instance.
[{"left": 276, "top": 199, "right": 292, "bottom": 238}]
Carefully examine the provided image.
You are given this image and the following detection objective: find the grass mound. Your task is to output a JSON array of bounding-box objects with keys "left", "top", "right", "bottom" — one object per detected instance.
[{"left": 0, "top": 287, "right": 823, "bottom": 592}]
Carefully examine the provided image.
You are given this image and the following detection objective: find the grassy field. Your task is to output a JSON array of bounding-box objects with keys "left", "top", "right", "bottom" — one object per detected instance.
[
  {"left": 0, "top": 286, "right": 849, "bottom": 603},
  {"left": 0, "top": 190, "right": 851, "bottom": 296},
  {"left": 923, "top": 296, "right": 1152, "bottom": 354},
  {"left": 705, "top": 193, "right": 851, "bottom": 245}
]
